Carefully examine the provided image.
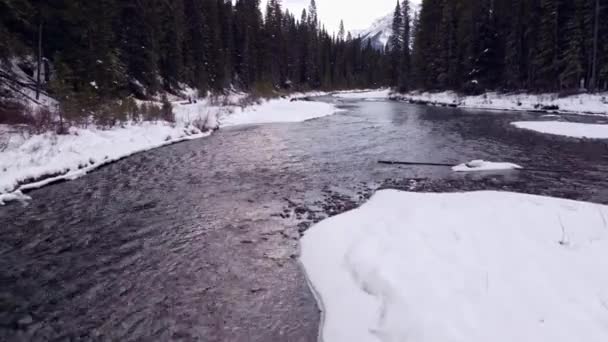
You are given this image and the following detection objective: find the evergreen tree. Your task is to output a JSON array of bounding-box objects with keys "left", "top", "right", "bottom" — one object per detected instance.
[
  {"left": 559, "top": 0, "right": 585, "bottom": 89},
  {"left": 532, "top": 0, "right": 559, "bottom": 90},
  {"left": 503, "top": 0, "right": 526, "bottom": 89},
  {"left": 436, "top": 0, "right": 457, "bottom": 89},
  {"left": 338, "top": 20, "right": 345, "bottom": 42},
  {"left": 158, "top": 0, "right": 185, "bottom": 90},
  {"left": 388, "top": 1, "right": 403, "bottom": 87},
  {"left": 399, "top": 0, "right": 412, "bottom": 91},
  {"left": 120, "top": 0, "right": 161, "bottom": 96}
]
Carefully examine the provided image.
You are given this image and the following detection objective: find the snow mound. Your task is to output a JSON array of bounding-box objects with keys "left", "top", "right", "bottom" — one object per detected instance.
[
  {"left": 0, "top": 190, "right": 31, "bottom": 205},
  {"left": 301, "top": 190, "right": 608, "bottom": 342},
  {"left": 512, "top": 121, "right": 608, "bottom": 139},
  {"left": 333, "top": 89, "right": 392, "bottom": 100},
  {"left": 219, "top": 97, "right": 340, "bottom": 127},
  {"left": 452, "top": 159, "right": 522, "bottom": 172}
]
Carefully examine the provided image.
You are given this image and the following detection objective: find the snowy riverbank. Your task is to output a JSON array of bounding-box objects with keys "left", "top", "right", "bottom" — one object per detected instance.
[
  {"left": 391, "top": 91, "right": 608, "bottom": 116},
  {"left": 335, "top": 89, "right": 608, "bottom": 116},
  {"left": 512, "top": 121, "right": 608, "bottom": 139},
  {"left": 0, "top": 94, "right": 340, "bottom": 204},
  {"left": 301, "top": 190, "right": 608, "bottom": 342}
]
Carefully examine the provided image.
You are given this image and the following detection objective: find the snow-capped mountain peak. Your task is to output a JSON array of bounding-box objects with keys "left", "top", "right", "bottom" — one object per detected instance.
[
  {"left": 353, "top": 13, "right": 393, "bottom": 50},
  {"left": 353, "top": 2, "right": 420, "bottom": 51}
]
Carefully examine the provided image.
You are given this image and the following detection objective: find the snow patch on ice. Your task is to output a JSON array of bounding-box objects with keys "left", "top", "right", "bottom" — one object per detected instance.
[
  {"left": 301, "top": 190, "right": 608, "bottom": 342},
  {"left": 512, "top": 121, "right": 608, "bottom": 139},
  {"left": 452, "top": 159, "right": 523, "bottom": 172}
]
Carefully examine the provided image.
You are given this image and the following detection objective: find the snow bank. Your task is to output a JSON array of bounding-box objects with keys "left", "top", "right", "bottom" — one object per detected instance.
[
  {"left": 0, "top": 92, "right": 340, "bottom": 204},
  {"left": 0, "top": 123, "right": 208, "bottom": 196},
  {"left": 173, "top": 92, "right": 337, "bottom": 129},
  {"left": 333, "top": 89, "right": 392, "bottom": 100},
  {"left": 301, "top": 190, "right": 608, "bottom": 342},
  {"left": 512, "top": 121, "right": 608, "bottom": 139},
  {"left": 219, "top": 97, "right": 341, "bottom": 127},
  {"left": 452, "top": 159, "right": 522, "bottom": 172},
  {"left": 394, "top": 91, "right": 608, "bottom": 115}
]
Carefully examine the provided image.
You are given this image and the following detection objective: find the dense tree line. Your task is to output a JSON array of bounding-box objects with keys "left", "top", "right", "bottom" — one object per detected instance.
[
  {"left": 391, "top": 0, "right": 608, "bottom": 93},
  {"left": 0, "top": 0, "right": 389, "bottom": 104}
]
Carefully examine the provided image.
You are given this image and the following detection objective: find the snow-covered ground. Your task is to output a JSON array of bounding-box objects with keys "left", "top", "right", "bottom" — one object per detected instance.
[
  {"left": 0, "top": 122, "right": 209, "bottom": 197},
  {"left": 452, "top": 159, "right": 522, "bottom": 172},
  {"left": 393, "top": 91, "right": 608, "bottom": 116},
  {"left": 220, "top": 97, "right": 340, "bottom": 126},
  {"left": 301, "top": 190, "right": 608, "bottom": 342},
  {"left": 0, "top": 93, "right": 340, "bottom": 203},
  {"left": 333, "top": 89, "right": 392, "bottom": 100},
  {"left": 512, "top": 121, "right": 608, "bottom": 139}
]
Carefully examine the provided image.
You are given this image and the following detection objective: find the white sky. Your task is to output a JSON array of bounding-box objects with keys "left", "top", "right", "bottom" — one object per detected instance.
[{"left": 281, "top": 0, "right": 421, "bottom": 33}]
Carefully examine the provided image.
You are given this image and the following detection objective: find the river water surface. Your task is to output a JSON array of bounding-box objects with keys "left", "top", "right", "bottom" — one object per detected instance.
[{"left": 2, "top": 97, "right": 608, "bottom": 341}]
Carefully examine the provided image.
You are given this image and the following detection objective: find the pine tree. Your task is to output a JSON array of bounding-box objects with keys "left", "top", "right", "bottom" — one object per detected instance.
[
  {"left": 158, "top": 0, "right": 185, "bottom": 90},
  {"left": 504, "top": 0, "right": 526, "bottom": 89},
  {"left": 307, "top": 0, "right": 318, "bottom": 30},
  {"left": 533, "top": 0, "right": 559, "bottom": 90},
  {"left": 412, "top": 0, "right": 444, "bottom": 89},
  {"left": 388, "top": 1, "right": 403, "bottom": 87},
  {"left": 398, "top": 0, "right": 412, "bottom": 91},
  {"left": 559, "top": 0, "right": 584, "bottom": 90},
  {"left": 436, "top": 0, "right": 458, "bottom": 89},
  {"left": 120, "top": 0, "right": 161, "bottom": 96},
  {"left": 183, "top": 0, "right": 208, "bottom": 93},
  {"left": 338, "top": 20, "right": 345, "bottom": 42}
]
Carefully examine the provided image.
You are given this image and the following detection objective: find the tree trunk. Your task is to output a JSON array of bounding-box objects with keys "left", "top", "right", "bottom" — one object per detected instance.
[
  {"left": 590, "top": 0, "right": 599, "bottom": 91},
  {"left": 36, "top": 13, "right": 43, "bottom": 101}
]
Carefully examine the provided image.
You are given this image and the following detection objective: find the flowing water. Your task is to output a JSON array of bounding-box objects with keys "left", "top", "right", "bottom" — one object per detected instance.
[{"left": 2, "top": 97, "right": 608, "bottom": 341}]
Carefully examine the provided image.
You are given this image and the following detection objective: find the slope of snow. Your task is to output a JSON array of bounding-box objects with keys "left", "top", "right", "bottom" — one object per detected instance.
[
  {"left": 301, "top": 190, "right": 608, "bottom": 342},
  {"left": 512, "top": 121, "right": 608, "bottom": 139},
  {"left": 1, "top": 58, "right": 57, "bottom": 109},
  {"left": 333, "top": 89, "right": 392, "bottom": 99},
  {"left": 452, "top": 159, "right": 522, "bottom": 172},
  {"left": 394, "top": 91, "right": 608, "bottom": 115}
]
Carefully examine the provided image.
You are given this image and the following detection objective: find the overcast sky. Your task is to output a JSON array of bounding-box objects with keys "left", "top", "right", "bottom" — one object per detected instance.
[{"left": 281, "top": 0, "right": 421, "bottom": 34}]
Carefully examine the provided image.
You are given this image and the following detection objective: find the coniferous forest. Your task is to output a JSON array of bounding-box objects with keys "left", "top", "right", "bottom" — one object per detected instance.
[
  {"left": 0, "top": 0, "right": 388, "bottom": 104},
  {"left": 1, "top": 0, "right": 607, "bottom": 109},
  {"left": 391, "top": 0, "right": 608, "bottom": 93}
]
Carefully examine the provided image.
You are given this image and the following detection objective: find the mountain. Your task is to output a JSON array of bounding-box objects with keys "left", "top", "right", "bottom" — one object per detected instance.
[
  {"left": 352, "top": 13, "right": 393, "bottom": 50},
  {"left": 353, "top": 2, "right": 420, "bottom": 51}
]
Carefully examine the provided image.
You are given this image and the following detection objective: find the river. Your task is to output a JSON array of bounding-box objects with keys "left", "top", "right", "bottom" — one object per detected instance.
[{"left": 1, "top": 97, "right": 608, "bottom": 341}]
